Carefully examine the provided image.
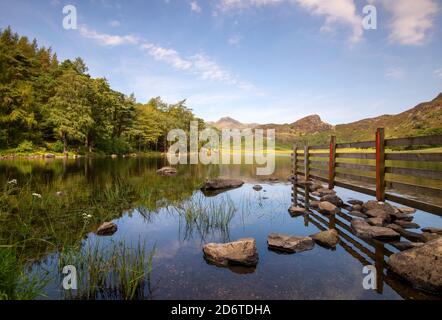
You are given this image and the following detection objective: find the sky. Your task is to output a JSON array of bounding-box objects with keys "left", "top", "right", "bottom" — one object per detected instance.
[{"left": 0, "top": 0, "right": 441, "bottom": 125}]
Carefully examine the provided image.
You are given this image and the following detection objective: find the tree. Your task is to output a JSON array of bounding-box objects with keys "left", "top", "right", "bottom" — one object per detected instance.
[{"left": 47, "top": 69, "right": 93, "bottom": 154}]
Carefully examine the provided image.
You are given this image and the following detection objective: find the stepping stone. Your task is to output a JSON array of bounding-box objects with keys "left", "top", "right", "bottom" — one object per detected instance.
[
  {"left": 310, "top": 229, "right": 339, "bottom": 248},
  {"left": 203, "top": 238, "right": 259, "bottom": 267},
  {"left": 267, "top": 233, "right": 315, "bottom": 254},
  {"left": 351, "top": 219, "right": 400, "bottom": 241}
]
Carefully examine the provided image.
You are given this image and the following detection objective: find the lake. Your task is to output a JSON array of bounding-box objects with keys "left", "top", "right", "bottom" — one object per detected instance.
[{"left": 0, "top": 156, "right": 441, "bottom": 300}]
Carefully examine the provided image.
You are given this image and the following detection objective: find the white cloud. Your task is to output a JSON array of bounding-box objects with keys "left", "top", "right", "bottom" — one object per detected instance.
[
  {"left": 78, "top": 27, "right": 255, "bottom": 91},
  {"left": 434, "top": 68, "right": 442, "bottom": 79},
  {"left": 190, "top": 1, "right": 202, "bottom": 13},
  {"left": 378, "top": 0, "right": 439, "bottom": 45},
  {"left": 385, "top": 67, "right": 405, "bottom": 79},
  {"left": 79, "top": 27, "right": 139, "bottom": 46},
  {"left": 109, "top": 20, "right": 121, "bottom": 27},
  {"left": 217, "top": 0, "right": 364, "bottom": 43},
  {"left": 228, "top": 34, "right": 242, "bottom": 45}
]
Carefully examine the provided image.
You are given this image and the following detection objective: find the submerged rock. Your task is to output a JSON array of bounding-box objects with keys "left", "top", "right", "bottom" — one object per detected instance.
[
  {"left": 96, "top": 222, "right": 118, "bottom": 236},
  {"left": 157, "top": 167, "right": 177, "bottom": 176},
  {"left": 318, "top": 201, "right": 340, "bottom": 215},
  {"left": 201, "top": 179, "right": 244, "bottom": 191},
  {"left": 253, "top": 185, "right": 263, "bottom": 191},
  {"left": 386, "top": 224, "right": 425, "bottom": 243},
  {"left": 203, "top": 238, "right": 258, "bottom": 267},
  {"left": 387, "top": 238, "right": 442, "bottom": 293},
  {"left": 268, "top": 233, "right": 314, "bottom": 253},
  {"left": 310, "top": 229, "right": 339, "bottom": 248},
  {"left": 351, "top": 219, "right": 400, "bottom": 241}
]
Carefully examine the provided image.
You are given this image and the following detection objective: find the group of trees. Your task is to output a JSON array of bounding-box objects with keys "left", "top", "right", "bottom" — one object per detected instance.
[{"left": 0, "top": 27, "right": 202, "bottom": 155}]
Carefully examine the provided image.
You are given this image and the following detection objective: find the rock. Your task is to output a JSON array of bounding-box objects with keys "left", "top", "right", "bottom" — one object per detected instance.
[
  {"left": 55, "top": 191, "right": 65, "bottom": 197},
  {"left": 390, "top": 211, "right": 414, "bottom": 221},
  {"left": 351, "top": 219, "right": 400, "bottom": 241},
  {"left": 310, "top": 229, "right": 339, "bottom": 248},
  {"left": 310, "top": 200, "right": 320, "bottom": 208},
  {"left": 288, "top": 206, "right": 308, "bottom": 217},
  {"left": 365, "top": 209, "right": 391, "bottom": 222},
  {"left": 367, "top": 217, "right": 385, "bottom": 227},
  {"left": 390, "top": 241, "right": 424, "bottom": 251},
  {"left": 421, "top": 227, "right": 442, "bottom": 235},
  {"left": 349, "top": 211, "right": 368, "bottom": 219},
  {"left": 317, "top": 188, "right": 336, "bottom": 196},
  {"left": 311, "top": 191, "right": 321, "bottom": 197},
  {"left": 111, "top": 154, "right": 118, "bottom": 159},
  {"left": 362, "top": 201, "right": 395, "bottom": 215},
  {"left": 45, "top": 153, "right": 55, "bottom": 159},
  {"left": 253, "top": 185, "right": 263, "bottom": 191},
  {"left": 157, "top": 167, "right": 178, "bottom": 176},
  {"left": 352, "top": 204, "right": 363, "bottom": 212},
  {"left": 268, "top": 177, "right": 279, "bottom": 182},
  {"left": 311, "top": 182, "right": 324, "bottom": 191},
  {"left": 318, "top": 201, "right": 340, "bottom": 215},
  {"left": 394, "top": 220, "right": 420, "bottom": 229},
  {"left": 348, "top": 199, "right": 364, "bottom": 206},
  {"left": 386, "top": 224, "right": 425, "bottom": 243},
  {"left": 422, "top": 232, "right": 442, "bottom": 243},
  {"left": 267, "top": 233, "right": 315, "bottom": 253},
  {"left": 202, "top": 179, "right": 244, "bottom": 191},
  {"left": 203, "top": 238, "right": 259, "bottom": 267},
  {"left": 398, "top": 207, "right": 417, "bottom": 214},
  {"left": 320, "top": 194, "right": 343, "bottom": 207},
  {"left": 387, "top": 238, "right": 442, "bottom": 293},
  {"left": 96, "top": 222, "right": 118, "bottom": 236}
]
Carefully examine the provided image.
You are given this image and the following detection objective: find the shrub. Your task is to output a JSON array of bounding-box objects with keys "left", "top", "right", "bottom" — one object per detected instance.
[
  {"left": 51, "top": 141, "right": 64, "bottom": 153},
  {"left": 15, "top": 141, "right": 34, "bottom": 153}
]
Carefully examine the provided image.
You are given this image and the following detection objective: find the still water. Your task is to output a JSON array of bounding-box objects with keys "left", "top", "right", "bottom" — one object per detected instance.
[{"left": 0, "top": 156, "right": 441, "bottom": 300}]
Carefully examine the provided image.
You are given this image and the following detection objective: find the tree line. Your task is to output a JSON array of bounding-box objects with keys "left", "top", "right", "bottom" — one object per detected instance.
[{"left": 0, "top": 27, "right": 203, "bottom": 155}]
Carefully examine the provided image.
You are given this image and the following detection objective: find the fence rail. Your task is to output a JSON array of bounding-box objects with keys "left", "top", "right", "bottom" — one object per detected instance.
[{"left": 292, "top": 129, "right": 442, "bottom": 216}]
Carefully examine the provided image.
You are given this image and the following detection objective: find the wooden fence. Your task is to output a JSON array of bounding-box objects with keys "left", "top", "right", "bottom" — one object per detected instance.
[{"left": 292, "top": 129, "right": 442, "bottom": 215}]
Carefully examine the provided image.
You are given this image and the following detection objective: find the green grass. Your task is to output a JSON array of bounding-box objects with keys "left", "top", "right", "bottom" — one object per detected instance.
[{"left": 59, "top": 240, "right": 156, "bottom": 300}]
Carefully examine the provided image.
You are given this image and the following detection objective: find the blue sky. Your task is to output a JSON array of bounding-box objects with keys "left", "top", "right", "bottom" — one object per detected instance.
[{"left": 0, "top": 0, "right": 441, "bottom": 124}]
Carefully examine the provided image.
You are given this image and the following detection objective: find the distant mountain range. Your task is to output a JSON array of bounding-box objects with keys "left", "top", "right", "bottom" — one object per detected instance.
[{"left": 207, "top": 93, "right": 442, "bottom": 148}]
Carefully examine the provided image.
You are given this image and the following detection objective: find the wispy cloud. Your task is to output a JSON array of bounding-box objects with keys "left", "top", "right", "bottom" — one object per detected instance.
[
  {"left": 434, "top": 68, "right": 442, "bottom": 79},
  {"left": 190, "top": 1, "right": 202, "bottom": 13},
  {"left": 109, "top": 20, "right": 121, "bottom": 27},
  {"left": 78, "top": 27, "right": 255, "bottom": 91},
  {"left": 377, "top": 0, "right": 439, "bottom": 45},
  {"left": 385, "top": 67, "right": 405, "bottom": 79},
  {"left": 217, "top": 0, "right": 364, "bottom": 43},
  {"left": 228, "top": 34, "right": 242, "bottom": 46},
  {"left": 79, "top": 26, "right": 139, "bottom": 46}
]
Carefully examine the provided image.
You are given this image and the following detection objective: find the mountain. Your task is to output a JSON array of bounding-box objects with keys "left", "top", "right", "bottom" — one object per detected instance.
[
  {"left": 206, "top": 93, "right": 442, "bottom": 148},
  {"left": 207, "top": 117, "right": 259, "bottom": 130}
]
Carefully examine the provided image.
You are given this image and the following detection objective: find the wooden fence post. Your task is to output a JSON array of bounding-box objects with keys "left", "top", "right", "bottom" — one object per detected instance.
[
  {"left": 329, "top": 136, "right": 337, "bottom": 190},
  {"left": 304, "top": 144, "right": 310, "bottom": 182},
  {"left": 376, "top": 128, "right": 386, "bottom": 202},
  {"left": 292, "top": 145, "right": 298, "bottom": 179}
]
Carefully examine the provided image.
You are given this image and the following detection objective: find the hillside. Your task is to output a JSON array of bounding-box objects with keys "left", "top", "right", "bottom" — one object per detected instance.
[
  {"left": 207, "top": 94, "right": 442, "bottom": 148},
  {"left": 207, "top": 117, "right": 259, "bottom": 130}
]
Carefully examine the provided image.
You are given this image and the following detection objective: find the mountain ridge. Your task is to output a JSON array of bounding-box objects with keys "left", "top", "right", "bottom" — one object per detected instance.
[{"left": 207, "top": 93, "right": 442, "bottom": 147}]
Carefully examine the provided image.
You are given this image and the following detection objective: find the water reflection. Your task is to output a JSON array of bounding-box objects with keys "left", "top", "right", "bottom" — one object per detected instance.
[{"left": 0, "top": 156, "right": 441, "bottom": 300}]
